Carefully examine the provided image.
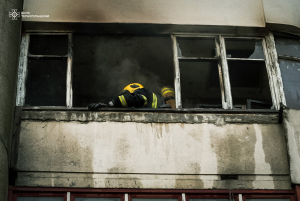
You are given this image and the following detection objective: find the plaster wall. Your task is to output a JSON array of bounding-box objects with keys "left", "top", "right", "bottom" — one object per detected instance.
[
  {"left": 22, "top": 0, "right": 265, "bottom": 27},
  {"left": 263, "top": 0, "right": 300, "bottom": 30},
  {"left": 0, "top": 0, "right": 22, "bottom": 200},
  {"left": 283, "top": 108, "right": 300, "bottom": 184},
  {"left": 16, "top": 120, "right": 290, "bottom": 189}
]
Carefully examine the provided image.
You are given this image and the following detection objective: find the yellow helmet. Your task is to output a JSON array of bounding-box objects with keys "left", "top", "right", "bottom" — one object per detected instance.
[{"left": 120, "top": 83, "right": 144, "bottom": 94}]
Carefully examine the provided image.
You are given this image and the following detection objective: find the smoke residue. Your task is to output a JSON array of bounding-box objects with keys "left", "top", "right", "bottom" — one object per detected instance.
[
  {"left": 72, "top": 34, "right": 175, "bottom": 106},
  {"left": 104, "top": 58, "right": 165, "bottom": 97}
]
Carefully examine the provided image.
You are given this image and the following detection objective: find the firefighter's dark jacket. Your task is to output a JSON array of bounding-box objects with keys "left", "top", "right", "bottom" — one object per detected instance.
[{"left": 112, "top": 88, "right": 161, "bottom": 108}]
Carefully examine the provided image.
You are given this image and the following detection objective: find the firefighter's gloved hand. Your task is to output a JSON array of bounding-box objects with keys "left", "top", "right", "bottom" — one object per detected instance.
[
  {"left": 159, "top": 104, "right": 172, "bottom": 108},
  {"left": 88, "top": 102, "right": 108, "bottom": 110}
]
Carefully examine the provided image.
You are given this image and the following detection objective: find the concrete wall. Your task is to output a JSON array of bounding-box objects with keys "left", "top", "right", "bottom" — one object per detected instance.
[
  {"left": 0, "top": 0, "right": 22, "bottom": 200},
  {"left": 283, "top": 108, "right": 300, "bottom": 184},
  {"left": 15, "top": 111, "right": 290, "bottom": 189}
]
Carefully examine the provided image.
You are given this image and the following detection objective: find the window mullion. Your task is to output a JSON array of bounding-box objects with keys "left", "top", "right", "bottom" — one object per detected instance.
[
  {"left": 215, "top": 37, "right": 226, "bottom": 109},
  {"left": 182, "top": 193, "right": 186, "bottom": 201},
  {"left": 66, "top": 33, "right": 73, "bottom": 108},
  {"left": 16, "top": 33, "right": 30, "bottom": 106},
  {"left": 262, "top": 37, "right": 279, "bottom": 110},
  {"left": 219, "top": 35, "right": 233, "bottom": 109},
  {"left": 238, "top": 194, "right": 243, "bottom": 201},
  {"left": 264, "top": 32, "right": 286, "bottom": 109},
  {"left": 171, "top": 35, "right": 182, "bottom": 109},
  {"left": 67, "top": 192, "right": 70, "bottom": 201}
]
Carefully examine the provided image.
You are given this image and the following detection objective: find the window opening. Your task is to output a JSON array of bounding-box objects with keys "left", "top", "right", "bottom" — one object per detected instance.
[
  {"left": 16, "top": 33, "right": 72, "bottom": 107},
  {"left": 176, "top": 36, "right": 224, "bottom": 109},
  {"left": 225, "top": 38, "right": 264, "bottom": 59},
  {"left": 17, "top": 33, "right": 280, "bottom": 111},
  {"left": 180, "top": 60, "right": 222, "bottom": 108},
  {"left": 176, "top": 37, "right": 216, "bottom": 58},
  {"left": 29, "top": 35, "right": 68, "bottom": 55},
  {"left": 224, "top": 38, "right": 273, "bottom": 109},
  {"left": 72, "top": 34, "right": 174, "bottom": 108},
  {"left": 25, "top": 58, "right": 67, "bottom": 106}
]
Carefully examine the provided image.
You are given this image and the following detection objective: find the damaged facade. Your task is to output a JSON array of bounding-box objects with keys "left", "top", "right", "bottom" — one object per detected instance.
[{"left": 1, "top": 0, "right": 300, "bottom": 201}]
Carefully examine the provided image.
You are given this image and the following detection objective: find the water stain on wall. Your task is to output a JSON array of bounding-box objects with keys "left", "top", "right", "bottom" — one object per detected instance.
[{"left": 211, "top": 125, "right": 257, "bottom": 189}]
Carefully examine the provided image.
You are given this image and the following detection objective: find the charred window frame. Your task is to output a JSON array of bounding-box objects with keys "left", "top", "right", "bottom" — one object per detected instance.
[
  {"left": 172, "top": 35, "right": 280, "bottom": 110},
  {"left": 16, "top": 33, "right": 73, "bottom": 108}
]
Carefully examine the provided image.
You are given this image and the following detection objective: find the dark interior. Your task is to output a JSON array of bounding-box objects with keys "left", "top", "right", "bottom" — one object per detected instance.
[{"left": 72, "top": 34, "right": 174, "bottom": 107}]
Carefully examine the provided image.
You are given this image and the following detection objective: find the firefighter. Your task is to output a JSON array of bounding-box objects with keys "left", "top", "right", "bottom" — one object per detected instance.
[{"left": 88, "top": 83, "right": 174, "bottom": 110}]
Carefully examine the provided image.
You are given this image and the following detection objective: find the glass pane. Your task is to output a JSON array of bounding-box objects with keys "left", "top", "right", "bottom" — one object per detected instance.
[
  {"left": 133, "top": 199, "right": 177, "bottom": 201},
  {"left": 275, "top": 36, "right": 300, "bottom": 58},
  {"left": 228, "top": 60, "right": 272, "bottom": 109},
  {"left": 225, "top": 38, "right": 264, "bottom": 59},
  {"left": 29, "top": 35, "right": 68, "bottom": 55},
  {"left": 75, "top": 198, "right": 120, "bottom": 201},
  {"left": 18, "top": 197, "right": 63, "bottom": 201},
  {"left": 247, "top": 199, "right": 290, "bottom": 201},
  {"left": 72, "top": 34, "right": 174, "bottom": 107},
  {"left": 180, "top": 60, "right": 222, "bottom": 108},
  {"left": 177, "top": 37, "right": 216, "bottom": 57},
  {"left": 25, "top": 59, "right": 67, "bottom": 106},
  {"left": 279, "top": 59, "right": 300, "bottom": 109}
]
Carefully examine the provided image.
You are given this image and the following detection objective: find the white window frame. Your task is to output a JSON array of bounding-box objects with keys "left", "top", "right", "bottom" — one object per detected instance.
[
  {"left": 16, "top": 32, "right": 284, "bottom": 110},
  {"left": 265, "top": 32, "right": 300, "bottom": 109},
  {"left": 172, "top": 34, "right": 283, "bottom": 110}
]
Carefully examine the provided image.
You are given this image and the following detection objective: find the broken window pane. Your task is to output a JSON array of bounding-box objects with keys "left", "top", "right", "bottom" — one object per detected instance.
[
  {"left": 275, "top": 36, "right": 300, "bottom": 58},
  {"left": 180, "top": 60, "right": 222, "bottom": 108},
  {"left": 225, "top": 38, "right": 264, "bottom": 59},
  {"left": 29, "top": 35, "right": 68, "bottom": 55},
  {"left": 278, "top": 59, "right": 300, "bottom": 109},
  {"left": 228, "top": 60, "right": 272, "bottom": 109},
  {"left": 176, "top": 37, "right": 216, "bottom": 57},
  {"left": 25, "top": 58, "right": 67, "bottom": 106},
  {"left": 72, "top": 34, "right": 174, "bottom": 107}
]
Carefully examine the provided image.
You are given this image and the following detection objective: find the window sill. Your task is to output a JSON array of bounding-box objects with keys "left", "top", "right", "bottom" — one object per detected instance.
[
  {"left": 20, "top": 106, "right": 278, "bottom": 114},
  {"left": 18, "top": 106, "right": 279, "bottom": 125}
]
